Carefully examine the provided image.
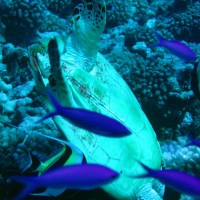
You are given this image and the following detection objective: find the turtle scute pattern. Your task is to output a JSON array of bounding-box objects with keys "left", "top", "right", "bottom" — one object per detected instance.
[{"left": 28, "top": 0, "right": 164, "bottom": 199}]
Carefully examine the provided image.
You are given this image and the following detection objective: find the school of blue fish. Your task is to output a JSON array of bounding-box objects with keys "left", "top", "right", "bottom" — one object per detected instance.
[{"left": 10, "top": 86, "right": 200, "bottom": 200}]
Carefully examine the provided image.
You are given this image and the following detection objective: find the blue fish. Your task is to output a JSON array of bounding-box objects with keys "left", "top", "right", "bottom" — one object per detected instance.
[
  {"left": 134, "top": 160, "right": 200, "bottom": 197},
  {"left": 37, "top": 92, "right": 131, "bottom": 137},
  {"left": 185, "top": 133, "right": 200, "bottom": 148},
  {"left": 150, "top": 32, "right": 196, "bottom": 62},
  {"left": 9, "top": 164, "right": 119, "bottom": 200}
]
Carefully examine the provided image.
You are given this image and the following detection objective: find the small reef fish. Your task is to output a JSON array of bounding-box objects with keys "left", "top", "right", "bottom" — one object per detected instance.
[
  {"left": 37, "top": 92, "right": 131, "bottom": 137},
  {"left": 191, "top": 61, "right": 200, "bottom": 99},
  {"left": 185, "top": 132, "right": 200, "bottom": 148},
  {"left": 34, "top": 133, "right": 85, "bottom": 169},
  {"left": 9, "top": 164, "right": 119, "bottom": 200},
  {"left": 134, "top": 160, "right": 200, "bottom": 197},
  {"left": 150, "top": 32, "right": 196, "bottom": 62},
  {"left": 8, "top": 132, "right": 85, "bottom": 198},
  {"left": 25, "top": 133, "right": 84, "bottom": 197}
]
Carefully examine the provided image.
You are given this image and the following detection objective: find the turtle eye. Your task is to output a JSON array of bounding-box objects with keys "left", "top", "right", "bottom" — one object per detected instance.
[{"left": 73, "top": 7, "right": 79, "bottom": 16}]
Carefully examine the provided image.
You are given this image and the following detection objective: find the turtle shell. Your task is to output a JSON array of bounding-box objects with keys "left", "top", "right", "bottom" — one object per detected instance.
[
  {"left": 28, "top": 0, "right": 163, "bottom": 199},
  {"left": 28, "top": 37, "right": 163, "bottom": 200}
]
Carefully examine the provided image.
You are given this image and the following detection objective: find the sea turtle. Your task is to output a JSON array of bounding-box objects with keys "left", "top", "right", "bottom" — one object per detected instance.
[{"left": 28, "top": 0, "right": 163, "bottom": 199}]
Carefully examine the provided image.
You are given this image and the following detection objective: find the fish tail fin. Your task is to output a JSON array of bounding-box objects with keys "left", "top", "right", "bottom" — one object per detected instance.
[
  {"left": 9, "top": 176, "right": 37, "bottom": 200},
  {"left": 131, "top": 160, "right": 152, "bottom": 178},
  {"left": 137, "top": 160, "right": 153, "bottom": 173},
  {"left": 47, "top": 91, "right": 63, "bottom": 111},
  {"left": 36, "top": 92, "right": 62, "bottom": 123},
  {"left": 154, "top": 31, "right": 164, "bottom": 42},
  {"left": 36, "top": 111, "right": 58, "bottom": 123},
  {"left": 14, "top": 184, "right": 35, "bottom": 200},
  {"left": 148, "top": 31, "right": 165, "bottom": 49}
]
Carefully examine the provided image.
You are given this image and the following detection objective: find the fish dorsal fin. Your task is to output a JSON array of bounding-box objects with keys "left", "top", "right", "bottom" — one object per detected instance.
[
  {"left": 37, "top": 145, "right": 67, "bottom": 176},
  {"left": 70, "top": 0, "right": 106, "bottom": 69}
]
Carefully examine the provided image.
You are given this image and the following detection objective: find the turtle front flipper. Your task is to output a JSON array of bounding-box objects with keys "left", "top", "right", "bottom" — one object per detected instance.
[
  {"left": 47, "top": 38, "right": 77, "bottom": 108},
  {"left": 68, "top": 0, "right": 106, "bottom": 71}
]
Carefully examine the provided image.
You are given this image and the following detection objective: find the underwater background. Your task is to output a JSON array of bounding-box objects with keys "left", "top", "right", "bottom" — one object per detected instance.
[{"left": 0, "top": 0, "right": 200, "bottom": 199}]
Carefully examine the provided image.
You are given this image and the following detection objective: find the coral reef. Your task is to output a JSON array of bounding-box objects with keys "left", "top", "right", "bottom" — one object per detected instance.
[
  {"left": 161, "top": 135, "right": 200, "bottom": 200},
  {"left": 0, "top": 44, "right": 63, "bottom": 175},
  {"left": 106, "top": 0, "right": 154, "bottom": 27},
  {"left": 155, "top": 1, "right": 200, "bottom": 42},
  {"left": 1, "top": 43, "right": 29, "bottom": 74},
  {"left": 43, "top": 0, "right": 79, "bottom": 18},
  {"left": 0, "top": 0, "right": 70, "bottom": 45},
  {"left": 0, "top": 0, "right": 200, "bottom": 199},
  {"left": 0, "top": 39, "right": 64, "bottom": 178},
  {"left": 0, "top": 0, "right": 46, "bottom": 44},
  {"left": 0, "top": 122, "right": 62, "bottom": 176},
  {"left": 106, "top": 0, "right": 136, "bottom": 27},
  {"left": 0, "top": 78, "right": 12, "bottom": 93},
  {"left": 100, "top": 18, "right": 198, "bottom": 139},
  {"left": 161, "top": 136, "right": 200, "bottom": 173}
]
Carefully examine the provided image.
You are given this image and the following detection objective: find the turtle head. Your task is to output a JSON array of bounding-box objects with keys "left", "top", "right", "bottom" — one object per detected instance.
[
  {"left": 70, "top": 0, "right": 106, "bottom": 69},
  {"left": 72, "top": 0, "right": 106, "bottom": 45}
]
